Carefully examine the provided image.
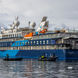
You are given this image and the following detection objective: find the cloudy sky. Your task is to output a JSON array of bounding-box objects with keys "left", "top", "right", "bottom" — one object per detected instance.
[{"left": 0, "top": 0, "right": 78, "bottom": 30}]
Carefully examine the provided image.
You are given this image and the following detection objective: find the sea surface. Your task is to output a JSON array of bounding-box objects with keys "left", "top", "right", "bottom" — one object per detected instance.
[{"left": 0, "top": 59, "right": 78, "bottom": 78}]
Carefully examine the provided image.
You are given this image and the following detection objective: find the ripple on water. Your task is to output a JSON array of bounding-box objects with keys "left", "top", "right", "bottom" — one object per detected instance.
[{"left": 0, "top": 60, "right": 78, "bottom": 78}]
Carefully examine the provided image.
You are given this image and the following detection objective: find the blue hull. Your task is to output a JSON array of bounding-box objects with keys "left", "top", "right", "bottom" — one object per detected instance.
[{"left": 0, "top": 49, "right": 78, "bottom": 61}]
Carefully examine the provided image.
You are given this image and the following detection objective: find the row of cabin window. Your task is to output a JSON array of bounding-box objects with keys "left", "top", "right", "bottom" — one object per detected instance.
[
  {"left": 14, "top": 40, "right": 51, "bottom": 46},
  {"left": 0, "top": 42, "right": 12, "bottom": 47},
  {"left": 0, "top": 38, "right": 22, "bottom": 42},
  {"left": 6, "top": 34, "right": 22, "bottom": 38},
  {"left": 0, "top": 45, "right": 64, "bottom": 50},
  {"left": 0, "top": 39, "right": 54, "bottom": 47}
]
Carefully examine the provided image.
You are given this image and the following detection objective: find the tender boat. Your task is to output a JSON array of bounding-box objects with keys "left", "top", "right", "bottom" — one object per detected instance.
[
  {"left": 3, "top": 58, "right": 23, "bottom": 61},
  {"left": 38, "top": 54, "right": 57, "bottom": 61}
]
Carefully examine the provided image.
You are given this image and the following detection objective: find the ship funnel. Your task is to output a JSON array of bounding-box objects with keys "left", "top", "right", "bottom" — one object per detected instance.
[
  {"left": 41, "top": 16, "right": 47, "bottom": 22},
  {"left": 36, "top": 16, "right": 49, "bottom": 33}
]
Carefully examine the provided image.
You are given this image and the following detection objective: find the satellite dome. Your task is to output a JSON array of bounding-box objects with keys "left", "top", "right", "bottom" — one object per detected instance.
[
  {"left": 13, "top": 20, "right": 20, "bottom": 27},
  {"left": 30, "top": 22, "right": 36, "bottom": 29}
]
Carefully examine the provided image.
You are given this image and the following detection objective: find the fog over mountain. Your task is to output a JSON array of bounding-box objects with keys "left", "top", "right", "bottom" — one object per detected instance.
[{"left": 0, "top": 0, "right": 78, "bottom": 30}]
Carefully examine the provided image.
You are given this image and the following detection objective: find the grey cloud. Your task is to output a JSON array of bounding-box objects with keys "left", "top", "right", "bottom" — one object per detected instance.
[{"left": 0, "top": 0, "right": 78, "bottom": 29}]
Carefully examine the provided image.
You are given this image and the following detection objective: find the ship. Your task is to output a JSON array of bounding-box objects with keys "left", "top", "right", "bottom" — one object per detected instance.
[{"left": 0, "top": 16, "right": 78, "bottom": 61}]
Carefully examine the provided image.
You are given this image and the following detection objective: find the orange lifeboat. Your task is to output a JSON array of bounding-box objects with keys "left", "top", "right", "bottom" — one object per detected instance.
[{"left": 24, "top": 32, "right": 33, "bottom": 38}]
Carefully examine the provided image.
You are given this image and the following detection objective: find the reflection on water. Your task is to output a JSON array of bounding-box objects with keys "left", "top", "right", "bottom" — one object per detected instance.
[{"left": 0, "top": 59, "right": 78, "bottom": 78}]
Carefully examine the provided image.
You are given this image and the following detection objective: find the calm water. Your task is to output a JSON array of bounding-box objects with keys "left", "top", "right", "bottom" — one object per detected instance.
[{"left": 0, "top": 59, "right": 78, "bottom": 78}]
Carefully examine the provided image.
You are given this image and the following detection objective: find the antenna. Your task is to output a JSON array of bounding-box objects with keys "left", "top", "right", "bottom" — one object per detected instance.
[
  {"left": 13, "top": 16, "right": 20, "bottom": 27},
  {"left": 28, "top": 21, "right": 31, "bottom": 28}
]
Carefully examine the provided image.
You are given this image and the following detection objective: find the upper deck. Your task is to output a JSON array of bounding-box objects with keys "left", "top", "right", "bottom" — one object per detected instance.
[{"left": 0, "top": 30, "right": 78, "bottom": 44}]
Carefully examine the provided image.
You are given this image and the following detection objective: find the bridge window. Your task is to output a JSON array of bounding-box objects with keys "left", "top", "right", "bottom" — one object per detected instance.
[
  {"left": 37, "top": 41, "right": 39, "bottom": 44},
  {"left": 40, "top": 41, "right": 42, "bottom": 44},
  {"left": 22, "top": 42, "right": 24, "bottom": 45},
  {"left": 47, "top": 40, "right": 49, "bottom": 44},
  {"left": 31, "top": 41, "right": 32, "bottom": 45},
  {"left": 20, "top": 42, "right": 22, "bottom": 45},
  {"left": 28, "top": 42, "right": 29, "bottom": 45},
  {"left": 34, "top": 41, "right": 35, "bottom": 44},
  {"left": 43, "top": 40, "right": 45, "bottom": 44},
  {"left": 15, "top": 43, "right": 17, "bottom": 46},
  {"left": 13, "top": 34, "right": 14, "bottom": 37},
  {"left": 14, "top": 34, "right": 15, "bottom": 37}
]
